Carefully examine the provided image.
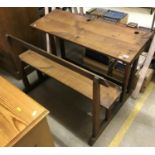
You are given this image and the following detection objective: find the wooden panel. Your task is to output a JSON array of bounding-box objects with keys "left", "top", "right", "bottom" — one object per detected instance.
[
  {"left": 0, "top": 8, "right": 44, "bottom": 78},
  {"left": 31, "top": 10, "right": 153, "bottom": 63},
  {"left": 0, "top": 76, "right": 49, "bottom": 146},
  {"left": 14, "top": 118, "right": 54, "bottom": 147},
  {"left": 20, "top": 50, "right": 121, "bottom": 109}
]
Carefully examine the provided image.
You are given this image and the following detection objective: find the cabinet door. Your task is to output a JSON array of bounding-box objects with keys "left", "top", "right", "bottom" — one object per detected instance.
[{"left": 0, "top": 8, "right": 45, "bottom": 78}]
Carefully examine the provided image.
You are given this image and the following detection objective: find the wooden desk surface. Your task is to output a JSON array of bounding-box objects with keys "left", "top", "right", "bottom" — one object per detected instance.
[
  {"left": 0, "top": 76, "right": 49, "bottom": 146},
  {"left": 31, "top": 10, "right": 153, "bottom": 64}
]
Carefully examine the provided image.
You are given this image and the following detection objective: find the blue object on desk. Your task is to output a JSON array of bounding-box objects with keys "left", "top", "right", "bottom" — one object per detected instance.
[{"left": 103, "top": 10, "right": 127, "bottom": 22}]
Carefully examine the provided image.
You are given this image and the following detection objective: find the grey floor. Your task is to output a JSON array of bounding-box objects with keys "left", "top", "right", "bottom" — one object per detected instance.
[
  {"left": 1, "top": 7, "right": 155, "bottom": 147},
  {"left": 1, "top": 63, "right": 155, "bottom": 147},
  {"left": 1, "top": 40, "right": 155, "bottom": 146}
]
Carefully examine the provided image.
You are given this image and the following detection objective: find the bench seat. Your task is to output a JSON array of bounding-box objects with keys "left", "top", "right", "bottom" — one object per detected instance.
[{"left": 19, "top": 50, "right": 121, "bottom": 109}]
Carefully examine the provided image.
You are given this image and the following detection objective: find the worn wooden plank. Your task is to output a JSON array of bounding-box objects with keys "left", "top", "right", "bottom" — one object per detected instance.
[
  {"left": 20, "top": 50, "right": 121, "bottom": 109},
  {"left": 31, "top": 10, "right": 153, "bottom": 63},
  {"left": 0, "top": 76, "right": 49, "bottom": 146}
]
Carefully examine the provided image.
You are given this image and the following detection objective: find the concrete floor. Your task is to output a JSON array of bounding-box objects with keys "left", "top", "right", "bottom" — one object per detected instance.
[
  {"left": 1, "top": 7, "right": 155, "bottom": 147},
  {"left": 1, "top": 67, "right": 155, "bottom": 147}
]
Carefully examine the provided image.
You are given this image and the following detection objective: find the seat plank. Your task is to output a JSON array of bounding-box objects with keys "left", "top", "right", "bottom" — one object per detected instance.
[{"left": 20, "top": 50, "right": 121, "bottom": 109}]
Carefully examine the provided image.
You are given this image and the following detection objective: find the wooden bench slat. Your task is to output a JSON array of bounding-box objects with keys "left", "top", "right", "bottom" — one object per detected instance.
[{"left": 19, "top": 50, "right": 121, "bottom": 109}]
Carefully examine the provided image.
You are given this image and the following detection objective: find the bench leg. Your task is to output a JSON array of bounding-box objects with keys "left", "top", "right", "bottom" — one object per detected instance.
[
  {"left": 54, "top": 37, "right": 66, "bottom": 58},
  {"left": 36, "top": 70, "right": 49, "bottom": 82},
  {"left": 120, "top": 64, "right": 132, "bottom": 102},
  {"left": 89, "top": 77, "right": 101, "bottom": 145},
  {"left": 105, "top": 108, "right": 112, "bottom": 121},
  {"left": 21, "top": 62, "right": 31, "bottom": 91},
  {"left": 37, "top": 70, "right": 44, "bottom": 80}
]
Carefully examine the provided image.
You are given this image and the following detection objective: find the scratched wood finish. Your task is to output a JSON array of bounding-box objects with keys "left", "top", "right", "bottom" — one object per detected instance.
[
  {"left": 0, "top": 76, "right": 49, "bottom": 146},
  {"left": 31, "top": 10, "right": 153, "bottom": 63},
  {"left": 20, "top": 50, "right": 121, "bottom": 109}
]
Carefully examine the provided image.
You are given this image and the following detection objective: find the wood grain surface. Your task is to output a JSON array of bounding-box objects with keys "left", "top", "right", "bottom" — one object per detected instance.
[
  {"left": 20, "top": 50, "right": 121, "bottom": 109},
  {"left": 31, "top": 10, "right": 153, "bottom": 63},
  {"left": 0, "top": 76, "right": 49, "bottom": 146}
]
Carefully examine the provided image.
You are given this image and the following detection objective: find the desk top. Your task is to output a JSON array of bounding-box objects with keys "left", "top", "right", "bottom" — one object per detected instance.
[
  {"left": 0, "top": 76, "right": 49, "bottom": 146},
  {"left": 31, "top": 10, "right": 153, "bottom": 64}
]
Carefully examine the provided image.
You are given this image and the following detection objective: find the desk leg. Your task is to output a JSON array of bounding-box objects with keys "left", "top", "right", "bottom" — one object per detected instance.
[
  {"left": 57, "top": 38, "right": 66, "bottom": 58},
  {"left": 37, "top": 70, "right": 44, "bottom": 80},
  {"left": 121, "top": 64, "right": 132, "bottom": 102},
  {"left": 49, "top": 35, "right": 57, "bottom": 55},
  {"left": 128, "top": 58, "right": 138, "bottom": 93}
]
